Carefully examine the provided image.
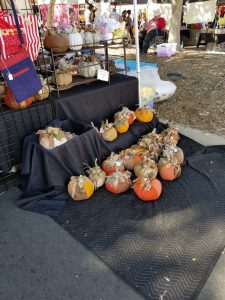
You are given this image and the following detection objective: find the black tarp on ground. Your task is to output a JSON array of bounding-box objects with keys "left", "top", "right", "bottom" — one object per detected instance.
[{"left": 54, "top": 135, "right": 225, "bottom": 300}]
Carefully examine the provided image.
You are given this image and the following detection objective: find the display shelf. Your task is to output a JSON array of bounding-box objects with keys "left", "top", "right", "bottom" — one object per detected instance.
[
  {"left": 52, "top": 76, "right": 98, "bottom": 91},
  {"left": 49, "top": 38, "right": 127, "bottom": 95},
  {"left": 51, "top": 68, "right": 126, "bottom": 91}
]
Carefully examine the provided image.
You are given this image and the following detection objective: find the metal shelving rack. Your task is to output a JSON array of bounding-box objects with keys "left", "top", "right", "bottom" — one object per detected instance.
[{"left": 48, "top": 37, "right": 128, "bottom": 98}]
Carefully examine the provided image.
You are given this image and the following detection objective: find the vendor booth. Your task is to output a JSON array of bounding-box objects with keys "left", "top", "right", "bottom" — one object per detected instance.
[{"left": 2, "top": 1, "right": 225, "bottom": 300}]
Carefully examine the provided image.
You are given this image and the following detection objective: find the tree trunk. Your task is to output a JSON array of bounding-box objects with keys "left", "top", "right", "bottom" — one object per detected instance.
[
  {"left": 47, "top": 0, "right": 56, "bottom": 29},
  {"left": 168, "top": 0, "right": 183, "bottom": 51}
]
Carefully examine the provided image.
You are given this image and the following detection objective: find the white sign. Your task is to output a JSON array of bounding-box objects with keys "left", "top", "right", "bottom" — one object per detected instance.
[{"left": 97, "top": 69, "right": 109, "bottom": 82}]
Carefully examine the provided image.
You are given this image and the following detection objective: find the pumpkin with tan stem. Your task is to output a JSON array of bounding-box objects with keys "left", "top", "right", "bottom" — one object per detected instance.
[
  {"left": 135, "top": 106, "right": 154, "bottom": 123},
  {"left": 34, "top": 76, "right": 50, "bottom": 101},
  {"left": 100, "top": 120, "right": 117, "bottom": 142},
  {"left": 120, "top": 147, "right": 147, "bottom": 170},
  {"left": 67, "top": 175, "right": 95, "bottom": 201},
  {"left": 102, "top": 153, "right": 125, "bottom": 175},
  {"left": 105, "top": 170, "right": 131, "bottom": 194},
  {"left": 37, "top": 126, "right": 76, "bottom": 150},
  {"left": 158, "top": 151, "right": 181, "bottom": 181},
  {"left": 114, "top": 118, "right": 129, "bottom": 134},
  {"left": 161, "top": 128, "right": 180, "bottom": 146},
  {"left": 134, "top": 156, "right": 158, "bottom": 179},
  {"left": 86, "top": 159, "right": 106, "bottom": 189},
  {"left": 134, "top": 177, "right": 162, "bottom": 201},
  {"left": 164, "top": 144, "right": 184, "bottom": 165},
  {"left": 114, "top": 107, "right": 136, "bottom": 125}
]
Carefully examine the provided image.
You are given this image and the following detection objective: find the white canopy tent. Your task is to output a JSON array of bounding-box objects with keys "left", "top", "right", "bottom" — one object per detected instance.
[{"left": 133, "top": 0, "right": 141, "bottom": 106}]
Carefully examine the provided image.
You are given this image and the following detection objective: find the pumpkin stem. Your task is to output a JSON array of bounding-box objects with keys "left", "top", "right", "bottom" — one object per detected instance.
[{"left": 94, "top": 158, "right": 99, "bottom": 168}]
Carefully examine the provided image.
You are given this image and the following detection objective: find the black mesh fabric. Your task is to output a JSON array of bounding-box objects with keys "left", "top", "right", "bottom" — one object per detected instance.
[{"left": 54, "top": 135, "right": 225, "bottom": 300}]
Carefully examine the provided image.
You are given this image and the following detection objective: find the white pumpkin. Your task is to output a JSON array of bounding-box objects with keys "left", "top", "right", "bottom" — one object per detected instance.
[
  {"left": 78, "top": 61, "right": 101, "bottom": 78},
  {"left": 84, "top": 32, "right": 94, "bottom": 47},
  {"left": 68, "top": 32, "right": 83, "bottom": 51},
  {"left": 92, "top": 31, "right": 100, "bottom": 46}
]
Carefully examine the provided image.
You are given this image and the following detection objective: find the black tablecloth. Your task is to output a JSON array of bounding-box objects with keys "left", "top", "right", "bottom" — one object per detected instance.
[
  {"left": 54, "top": 74, "right": 138, "bottom": 125},
  {"left": 0, "top": 101, "right": 54, "bottom": 173}
]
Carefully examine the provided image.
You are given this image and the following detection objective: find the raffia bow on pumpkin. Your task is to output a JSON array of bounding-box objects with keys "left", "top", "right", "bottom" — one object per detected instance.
[
  {"left": 144, "top": 128, "right": 163, "bottom": 146},
  {"left": 106, "top": 170, "right": 131, "bottom": 189},
  {"left": 161, "top": 127, "right": 180, "bottom": 146},
  {"left": 133, "top": 176, "right": 153, "bottom": 191}
]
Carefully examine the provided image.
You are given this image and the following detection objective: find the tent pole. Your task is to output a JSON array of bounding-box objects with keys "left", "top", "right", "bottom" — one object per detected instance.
[{"left": 133, "top": 0, "right": 141, "bottom": 107}]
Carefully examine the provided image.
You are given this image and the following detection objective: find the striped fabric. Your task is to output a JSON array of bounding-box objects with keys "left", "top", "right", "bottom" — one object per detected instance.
[{"left": 0, "top": 15, "right": 40, "bottom": 61}]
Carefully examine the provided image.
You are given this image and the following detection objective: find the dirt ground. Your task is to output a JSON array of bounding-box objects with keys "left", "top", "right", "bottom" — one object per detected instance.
[{"left": 128, "top": 50, "right": 225, "bottom": 136}]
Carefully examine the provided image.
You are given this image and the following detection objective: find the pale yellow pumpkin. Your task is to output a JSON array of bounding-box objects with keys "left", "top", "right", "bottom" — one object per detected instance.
[
  {"left": 53, "top": 72, "right": 72, "bottom": 86},
  {"left": 100, "top": 120, "right": 117, "bottom": 142}
]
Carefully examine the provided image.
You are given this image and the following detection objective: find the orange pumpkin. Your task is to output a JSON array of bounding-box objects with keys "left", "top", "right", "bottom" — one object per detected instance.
[
  {"left": 134, "top": 177, "right": 162, "bottom": 201},
  {"left": 158, "top": 156, "right": 181, "bottom": 181},
  {"left": 102, "top": 153, "right": 125, "bottom": 175},
  {"left": 114, "top": 118, "right": 129, "bottom": 134},
  {"left": 4, "top": 90, "right": 33, "bottom": 109},
  {"left": 135, "top": 106, "right": 154, "bottom": 123},
  {"left": 105, "top": 170, "right": 131, "bottom": 194}
]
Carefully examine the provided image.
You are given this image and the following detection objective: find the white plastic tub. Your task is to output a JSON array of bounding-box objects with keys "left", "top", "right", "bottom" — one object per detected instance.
[{"left": 156, "top": 43, "right": 177, "bottom": 57}]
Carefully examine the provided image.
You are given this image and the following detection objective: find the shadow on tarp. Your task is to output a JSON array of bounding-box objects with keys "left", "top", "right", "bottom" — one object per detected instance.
[{"left": 53, "top": 136, "right": 225, "bottom": 300}]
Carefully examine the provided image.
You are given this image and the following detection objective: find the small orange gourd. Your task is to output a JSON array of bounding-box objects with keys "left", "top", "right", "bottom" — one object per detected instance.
[
  {"left": 134, "top": 177, "right": 162, "bottom": 201},
  {"left": 135, "top": 106, "right": 154, "bottom": 123}
]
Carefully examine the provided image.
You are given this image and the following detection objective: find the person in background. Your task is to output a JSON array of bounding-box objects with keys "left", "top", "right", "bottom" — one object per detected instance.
[
  {"left": 138, "top": 10, "right": 146, "bottom": 30},
  {"left": 122, "top": 10, "right": 127, "bottom": 22},
  {"left": 111, "top": 8, "right": 120, "bottom": 22},
  {"left": 127, "top": 10, "right": 134, "bottom": 41},
  {"left": 139, "top": 9, "right": 166, "bottom": 54}
]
